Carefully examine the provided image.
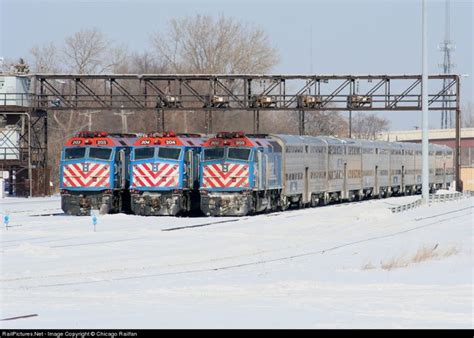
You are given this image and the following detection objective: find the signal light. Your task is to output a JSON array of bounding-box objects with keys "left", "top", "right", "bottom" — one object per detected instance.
[
  {"left": 77, "top": 131, "right": 108, "bottom": 138},
  {"left": 153, "top": 140, "right": 161, "bottom": 145},
  {"left": 216, "top": 132, "right": 233, "bottom": 139},
  {"left": 148, "top": 131, "right": 162, "bottom": 137},
  {"left": 84, "top": 139, "right": 92, "bottom": 145},
  {"left": 163, "top": 131, "right": 176, "bottom": 137},
  {"left": 216, "top": 131, "right": 245, "bottom": 140}
]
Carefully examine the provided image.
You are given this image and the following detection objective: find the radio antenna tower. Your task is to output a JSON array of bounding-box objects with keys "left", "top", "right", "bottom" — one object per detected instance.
[{"left": 439, "top": 0, "right": 455, "bottom": 129}]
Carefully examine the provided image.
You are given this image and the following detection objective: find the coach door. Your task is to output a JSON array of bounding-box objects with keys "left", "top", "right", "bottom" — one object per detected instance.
[
  {"left": 443, "top": 163, "right": 446, "bottom": 188},
  {"left": 401, "top": 165, "right": 405, "bottom": 193},
  {"left": 375, "top": 165, "right": 379, "bottom": 195},
  {"left": 343, "top": 163, "right": 347, "bottom": 200},
  {"left": 304, "top": 167, "right": 309, "bottom": 203}
]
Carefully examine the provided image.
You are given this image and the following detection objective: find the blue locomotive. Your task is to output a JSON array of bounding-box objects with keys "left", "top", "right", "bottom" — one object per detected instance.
[
  {"left": 60, "top": 131, "right": 137, "bottom": 215},
  {"left": 129, "top": 131, "right": 206, "bottom": 216},
  {"left": 199, "top": 131, "right": 283, "bottom": 216}
]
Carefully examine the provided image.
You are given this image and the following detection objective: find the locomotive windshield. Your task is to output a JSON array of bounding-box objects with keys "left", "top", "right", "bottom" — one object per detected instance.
[
  {"left": 158, "top": 147, "right": 181, "bottom": 160},
  {"left": 228, "top": 148, "right": 251, "bottom": 161},
  {"left": 64, "top": 148, "right": 85, "bottom": 160},
  {"left": 89, "top": 147, "right": 112, "bottom": 160},
  {"left": 135, "top": 147, "right": 155, "bottom": 160},
  {"left": 204, "top": 148, "right": 225, "bottom": 161}
]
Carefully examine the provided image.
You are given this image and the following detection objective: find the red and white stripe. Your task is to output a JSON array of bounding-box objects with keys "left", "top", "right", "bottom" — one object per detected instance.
[
  {"left": 202, "top": 163, "right": 249, "bottom": 188},
  {"left": 62, "top": 162, "right": 110, "bottom": 188},
  {"left": 132, "top": 162, "right": 179, "bottom": 188}
]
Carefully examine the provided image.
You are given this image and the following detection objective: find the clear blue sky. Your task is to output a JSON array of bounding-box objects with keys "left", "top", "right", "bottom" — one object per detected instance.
[{"left": 1, "top": 0, "right": 472, "bottom": 130}]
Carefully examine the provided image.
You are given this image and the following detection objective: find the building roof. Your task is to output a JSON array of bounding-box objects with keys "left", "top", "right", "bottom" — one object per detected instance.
[{"left": 377, "top": 128, "right": 474, "bottom": 142}]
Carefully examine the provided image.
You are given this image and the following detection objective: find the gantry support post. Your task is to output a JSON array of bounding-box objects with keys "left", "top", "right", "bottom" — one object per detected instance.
[
  {"left": 455, "top": 107, "right": 461, "bottom": 191},
  {"left": 156, "top": 108, "right": 165, "bottom": 132},
  {"left": 253, "top": 109, "right": 260, "bottom": 134},
  {"left": 299, "top": 110, "right": 305, "bottom": 136}
]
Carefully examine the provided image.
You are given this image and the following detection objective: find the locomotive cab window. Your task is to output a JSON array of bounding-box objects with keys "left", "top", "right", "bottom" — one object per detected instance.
[
  {"left": 64, "top": 148, "right": 85, "bottom": 160},
  {"left": 158, "top": 147, "right": 181, "bottom": 160},
  {"left": 204, "top": 147, "right": 225, "bottom": 161},
  {"left": 89, "top": 147, "right": 112, "bottom": 160},
  {"left": 134, "top": 147, "right": 155, "bottom": 160},
  {"left": 228, "top": 148, "right": 251, "bottom": 161}
]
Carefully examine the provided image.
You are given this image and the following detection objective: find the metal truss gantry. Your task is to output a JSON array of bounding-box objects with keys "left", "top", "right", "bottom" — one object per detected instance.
[
  {"left": 0, "top": 73, "right": 463, "bottom": 192},
  {"left": 0, "top": 107, "right": 48, "bottom": 196}
]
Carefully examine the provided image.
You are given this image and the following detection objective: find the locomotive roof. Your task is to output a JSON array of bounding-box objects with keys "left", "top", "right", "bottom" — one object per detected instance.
[
  {"left": 134, "top": 135, "right": 206, "bottom": 147},
  {"left": 203, "top": 132, "right": 273, "bottom": 148},
  {"left": 64, "top": 134, "right": 138, "bottom": 147}
]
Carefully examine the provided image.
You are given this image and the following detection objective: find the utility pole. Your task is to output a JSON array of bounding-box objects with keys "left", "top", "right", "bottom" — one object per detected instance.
[
  {"left": 114, "top": 106, "right": 135, "bottom": 133},
  {"left": 79, "top": 111, "right": 100, "bottom": 131},
  {"left": 421, "top": 0, "right": 429, "bottom": 204},
  {"left": 439, "top": 0, "right": 455, "bottom": 129}
]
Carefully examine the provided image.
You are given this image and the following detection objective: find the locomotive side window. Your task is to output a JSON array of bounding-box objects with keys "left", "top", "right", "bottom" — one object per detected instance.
[
  {"left": 64, "top": 148, "right": 85, "bottom": 160},
  {"left": 204, "top": 148, "right": 225, "bottom": 161},
  {"left": 158, "top": 147, "right": 182, "bottom": 160},
  {"left": 135, "top": 147, "right": 155, "bottom": 160},
  {"left": 228, "top": 148, "right": 251, "bottom": 161},
  {"left": 89, "top": 147, "right": 112, "bottom": 160}
]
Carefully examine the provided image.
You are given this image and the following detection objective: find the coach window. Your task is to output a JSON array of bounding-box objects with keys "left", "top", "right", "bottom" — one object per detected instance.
[
  {"left": 228, "top": 148, "right": 251, "bottom": 161},
  {"left": 64, "top": 148, "right": 85, "bottom": 160},
  {"left": 204, "top": 148, "right": 225, "bottom": 161},
  {"left": 134, "top": 147, "right": 155, "bottom": 160},
  {"left": 89, "top": 147, "right": 112, "bottom": 160},
  {"left": 158, "top": 147, "right": 182, "bottom": 160}
]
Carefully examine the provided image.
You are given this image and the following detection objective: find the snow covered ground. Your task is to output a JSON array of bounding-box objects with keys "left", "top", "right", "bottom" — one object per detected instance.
[{"left": 0, "top": 194, "right": 472, "bottom": 329}]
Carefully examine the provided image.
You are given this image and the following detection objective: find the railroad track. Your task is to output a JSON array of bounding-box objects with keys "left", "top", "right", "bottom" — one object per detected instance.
[{"left": 2, "top": 204, "right": 471, "bottom": 290}]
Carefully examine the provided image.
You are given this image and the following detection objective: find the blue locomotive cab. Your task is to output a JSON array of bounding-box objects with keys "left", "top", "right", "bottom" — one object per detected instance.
[
  {"left": 129, "top": 131, "right": 205, "bottom": 216},
  {"left": 60, "top": 131, "right": 137, "bottom": 215},
  {"left": 200, "top": 131, "right": 282, "bottom": 216}
]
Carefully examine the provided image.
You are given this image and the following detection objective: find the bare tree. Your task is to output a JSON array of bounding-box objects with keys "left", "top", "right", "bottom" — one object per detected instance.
[
  {"left": 150, "top": 14, "right": 279, "bottom": 132},
  {"left": 30, "top": 42, "right": 61, "bottom": 73},
  {"left": 63, "top": 28, "right": 109, "bottom": 74},
  {"left": 129, "top": 51, "right": 169, "bottom": 74},
  {"left": 352, "top": 112, "right": 390, "bottom": 140},
  {"left": 151, "top": 14, "right": 279, "bottom": 74},
  {"left": 304, "top": 110, "right": 349, "bottom": 137},
  {"left": 108, "top": 44, "right": 131, "bottom": 74}
]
